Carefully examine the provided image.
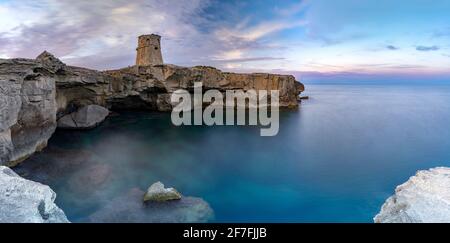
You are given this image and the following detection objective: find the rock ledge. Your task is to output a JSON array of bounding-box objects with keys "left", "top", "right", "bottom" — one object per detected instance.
[
  {"left": 0, "top": 166, "right": 69, "bottom": 223},
  {"left": 374, "top": 167, "right": 450, "bottom": 223}
]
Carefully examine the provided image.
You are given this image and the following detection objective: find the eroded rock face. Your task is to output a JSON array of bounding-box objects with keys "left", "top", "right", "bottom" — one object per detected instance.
[
  {"left": 0, "top": 166, "right": 69, "bottom": 223},
  {"left": 88, "top": 188, "right": 213, "bottom": 223},
  {"left": 58, "top": 105, "right": 109, "bottom": 129},
  {"left": 144, "top": 181, "right": 182, "bottom": 202},
  {"left": 158, "top": 65, "right": 303, "bottom": 108},
  {"left": 103, "top": 65, "right": 304, "bottom": 111},
  {"left": 0, "top": 58, "right": 57, "bottom": 166},
  {"left": 374, "top": 167, "right": 450, "bottom": 223}
]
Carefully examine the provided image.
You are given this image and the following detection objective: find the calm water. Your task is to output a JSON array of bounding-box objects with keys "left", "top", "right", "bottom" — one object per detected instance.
[{"left": 14, "top": 84, "right": 450, "bottom": 222}]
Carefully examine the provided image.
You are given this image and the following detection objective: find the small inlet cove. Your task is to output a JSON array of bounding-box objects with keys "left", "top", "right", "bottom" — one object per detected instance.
[{"left": 13, "top": 83, "right": 450, "bottom": 223}]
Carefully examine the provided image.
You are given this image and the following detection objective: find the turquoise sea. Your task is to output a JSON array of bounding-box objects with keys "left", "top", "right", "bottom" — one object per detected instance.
[{"left": 14, "top": 84, "right": 450, "bottom": 222}]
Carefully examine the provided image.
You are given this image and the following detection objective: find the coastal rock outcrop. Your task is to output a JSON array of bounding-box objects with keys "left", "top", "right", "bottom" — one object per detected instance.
[
  {"left": 88, "top": 188, "right": 214, "bottom": 223},
  {"left": 374, "top": 167, "right": 450, "bottom": 223},
  {"left": 0, "top": 166, "right": 69, "bottom": 223},
  {"left": 58, "top": 105, "right": 109, "bottom": 129},
  {"left": 1, "top": 45, "right": 304, "bottom": 165},
  {"left": 0, "top": 57, "right": 57, "bottom": 166},
  {"left": 165, "top": 65, "right": 302, "bottom": 108},
  {"left": 104, "top": 65, "right": 304, "bottom": 109},
  {"left": 144, "top": 181, "right": 182, "bottom": 202}
]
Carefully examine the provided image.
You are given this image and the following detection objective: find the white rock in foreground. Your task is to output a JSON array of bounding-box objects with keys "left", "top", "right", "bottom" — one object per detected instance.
[
  {"left": 0, "top": 166, "right": 69, "bottom": 223},
  {"left": 375, "top": 167, "right": 450, "bottom": 223},
  {"left": 144, "top": 181, "right": 182, "bottom": 202}
]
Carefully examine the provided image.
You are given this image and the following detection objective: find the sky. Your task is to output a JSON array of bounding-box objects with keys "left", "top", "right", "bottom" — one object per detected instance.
[{"left": 1, "top": 0, "right": 450, "bottom": 82}]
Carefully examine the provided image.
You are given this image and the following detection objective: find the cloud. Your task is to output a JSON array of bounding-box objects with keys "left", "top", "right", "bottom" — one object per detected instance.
[
  {"left": 274, "top": 0, "right": 309, "bottom": 16},
  {"left": 2, "top": 0, "right": 450, "bottom": 76},
  {"left": 433, "top": 27, "right": 450, "bottom": 38},
  {"left": 216, "top": 20, "right": 305, "bottom": 42},
  {"left": 0, "top": 0, "right": 303, "bottom": 71},
  {"left": 386, "top": 45, "right": 399, "bottom": 50},
  {"left": 388, "top": 64, "right": 427, "bottom": 69},
  {"left": 0, "top": 0, "right": 209, "bottom": 69},
  {"left": 353, "top": 63, "right": 427, "bottom": 70},
  {"left": 211, "top": 19, "right": 306, "bottom": 62},
  {"left": 206, "top": 11, "right": 305, "bottom": 66},
  {"left": 212, "top": 57, "right": 285, "bottom": 63},
  {"left": 416, "top": 45, "right": 440, "bottom": 51}
]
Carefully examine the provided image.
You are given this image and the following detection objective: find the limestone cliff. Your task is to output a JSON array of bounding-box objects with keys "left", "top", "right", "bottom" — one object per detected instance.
[
  {"left": 0, "top": 57, "right": 57, "bottom": 166},
  {"left": 104, "top": 64, "right": 304, "bottom": 110},
  {"left": 375, "top": 167, "right": 450, "bottom": 223},
  {"left": 0, "top": 51, "right": 304, "bottom": 166},
  {"left": 0, "top": 166, "right": 69, "bottom": 223}
]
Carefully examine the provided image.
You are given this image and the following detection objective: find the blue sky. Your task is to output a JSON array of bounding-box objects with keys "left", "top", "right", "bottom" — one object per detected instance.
[{"left": 1, "top": 0, "right": 450, "bottom": 81}]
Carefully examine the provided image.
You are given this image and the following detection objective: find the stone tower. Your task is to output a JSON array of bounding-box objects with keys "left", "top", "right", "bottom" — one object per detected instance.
[{"left": 136, "top": 34, "right": 163, "bottom": 66}]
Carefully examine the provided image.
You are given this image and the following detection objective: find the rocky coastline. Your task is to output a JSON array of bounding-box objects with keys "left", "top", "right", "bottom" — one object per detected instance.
[
  {"left": 0, "top": 45, "right": 450, "bottom": 223},
  {"left": 0, "top": 52, "right": 304, "bottom": 167},
  {"left": 0, "top": 34, "right": 304, "bottom": 223},
  {"left": 374, "top": 167, "right": 450, "bottom": 223},
  {"left": 0, "top": 166, "right": 69, "bottom": 223},
  {"left": 4, "top": 35, "right": 448, "bottom": 224},
  {"left": 1, "top": 162, "right": 214, "bottom": 223}
]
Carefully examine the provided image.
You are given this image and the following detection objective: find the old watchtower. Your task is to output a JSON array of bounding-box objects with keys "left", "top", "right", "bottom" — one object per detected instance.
[{"left": 136, "top": 34, "right": 163, "bottom": 66}]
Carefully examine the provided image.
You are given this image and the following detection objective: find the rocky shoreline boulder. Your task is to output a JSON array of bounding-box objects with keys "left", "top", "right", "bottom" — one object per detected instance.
[
  {"left": 374, "top": 167, "right": 450, "bottom": 223},
  {"left": 144, "top": 181, "right": 182, "bottom": 202},
  {"left": 88, "top": 188, "right": 213, "bottom": 223},
  {"left": 0, "top": 166, "right": 69, "bottom": 223},
  {"left": 58, "top": 105, "right": 109, "bottom": 129}
]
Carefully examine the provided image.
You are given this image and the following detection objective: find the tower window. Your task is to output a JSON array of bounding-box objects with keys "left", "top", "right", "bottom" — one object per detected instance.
[{"left": 155, "top": 47, "right": 159, "bottom": 50}]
